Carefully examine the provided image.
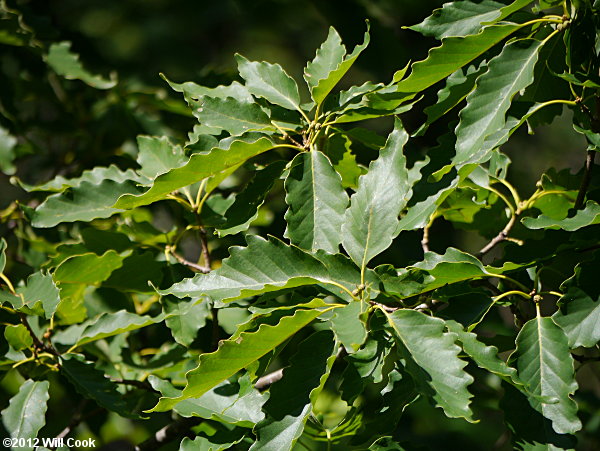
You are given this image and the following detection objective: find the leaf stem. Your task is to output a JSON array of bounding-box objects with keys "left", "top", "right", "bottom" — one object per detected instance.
[
  {"left": 0, "top": 272, "right": 17, "bottom": 294},
  {"left": 575, "top": 150, "right": 596, "bottom": 209},
  {"left": 493, "top": 274, "right": 530, "bottom": 293},
  {"left": 493, "top": 290, "right": 531, "bottom": 303}
]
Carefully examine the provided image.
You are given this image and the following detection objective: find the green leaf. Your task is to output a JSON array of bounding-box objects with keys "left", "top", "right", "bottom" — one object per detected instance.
[
  {"left": 136, "top": 135, "right": 186, "bottom": 179},
  {"left": 323, "top": 133, "right": 364, "bottom": 189},
  {"left": 501, "top": 383, "right": 577, "bottom": 451},
  {"left": 151, "top": 374, "right": 267, "bottom": 427},
  {"left": 15, "top": 165, "right": 148, "bottom": 193},
  {"left": 0, "top": 125, "right": 17, "bottom": 175},
  {"left": 511, "top": 316, "right": 582, "bottom": 434},
  {"left": 45, "top": 42, "right": 116, "bottom": 89},
  {"left": 410, "top": 0, "right": 504, "bottom": 39},
  {"left": 179, "top": 427, "right": 246, "bottom": 451},
  {"left": 385, "top": 309, "right": 474, "bottom": 420},
  {"left": 163, "top": 297, "right": 211, "bottom": 347},
  {"left": 0, "top": 238, "right": 6, "bottom": 273},
  {"left": 31, "top": 179, "right": 145, "bottom": 228},
  {"left": 415, "top": 63, "right": 486, "bottom": 136},
  {"left": 304, "top": 25, "right": 370, "bottom": 105},
  {"left": 159, "top": 236, "right": 358, "bottom": 303},
  {"left": 149, "top": 304, "right": 334, "bottom": 412},
  {"left": 410, "top": 0, "right": 532, "bottom": 39},
  {"left": 162, "top": 74, "right": 252, "bottom": 104},
  {"left": 330, "top": 300, "right": 368, "bottom": 352},
  {"left": 16, "top": 271, "right": 60, "bottom": 319},
  {"left": 522, "top": 201, "right": 600, "bottom": 231},
  {"left": 196, "top": 96, "right": 274, "bottom": 136},
  {"left": 284, "top": 151, "right": 349, "bottom": 253},
  {"left": 454, "top": 38, "right": 545, "bottom": 166},
  {"left": 251, "top": 330, "right": 337, "bottom": 451},
  {"left": 53, "top": 309, "right": 165, "bottom": 347},
  {"left": 114, "top": 136, "right": 274, "bottom": 209},
  {"left": 236, "top": 54, "right": 302, "bottom": 112},
  {"left": 397, "top": 23, "right": 522, "bottom": 93},
  {"left": 4, "top": 324, "right": 33, "bottom": 351},
  {"left": 552, "top": 254, "right": 600, "bottom": 348},
  {"left": 342, "top": 119, "right": 411, "bottom": 270},
  {"left": 60, "top": 355, "right": 139, "bottom": 418},
  {"left": 445, "top": 320, "right": 520, "bottom": 383},
  {"left": 1, "top": 379, "right": 50, "bottom": 448},
  {"left": 217, "top": 161, "right": 286, "bottom": 237}
]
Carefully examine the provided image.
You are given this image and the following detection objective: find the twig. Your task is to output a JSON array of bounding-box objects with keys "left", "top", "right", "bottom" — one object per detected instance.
[
  {"left": 477, "top": 215, "right": 517, "bottom": 257},
  {"left": 168, "top": 248, "right": 210, "bottom": 273},
  {"left": 255, "top": 368, "right": 284, "bottom": 391},
  {"left": 134, "top": 417, "right": 202, "bottom": 451},
  {"left": 19, "top": 313, "right": 59, "bottom": 357},
  {"left": 421, "top": 225, "right": 430, "bottom": 253},
  {"left": 574, "top": 150, "right": 596, "bottom": 209},
  {"left": 368, "top": 300, "right": 399, "bottom": 313}
]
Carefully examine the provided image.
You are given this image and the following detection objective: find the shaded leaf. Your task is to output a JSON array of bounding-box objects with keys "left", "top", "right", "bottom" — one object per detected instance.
[
  {"left": 385, "top": 309, "right": 474, "bottom": 420},
  {"left": 16, "top": 271, "right": 60, "bottom": 319},
  {"left": 46, "top": 41, "right": 116, "bottom": 89},
  {"left": 330, "top": 300, "right": 368, "bottom": 352},
  {"left": 55, "top": 309, "right": 164, "bottom": 347},
  {"left": 114, "top": 136, "right": 274, "bottom": 209},
  {"left": 163, "top": 297, "right": 211, "bottom": 347},
  {"left": 217, "top": 161, "right": 286, "bottom": 237},
  {"left": 60, "top": 355, "right": 139, "bottom": 418},
  {"left": 236, "top": 54, "right": 302, "bottom": 111},
  {"left": 0, "top": 125, "right": 17, "bottom": 175},
  {"left": 342, "top": 119, "right": 411, "bottom": 270},
  {"left": 552, "top": 253, "right": 600, "bottom": 348},
  {"left": 150, "top": 304, "right": 335, "bottom": 412},
  {"left": 251, "top": 330, "right": 337, "bottom": 451},
  {"left": 511, "top": 316, "right": 581, "bottom": 434},
  {"left": 284, "top": 151, "right": 349, "bottom": 253},
  {"left": 1, "top": 380, "right": 50, "bottom": 449}
]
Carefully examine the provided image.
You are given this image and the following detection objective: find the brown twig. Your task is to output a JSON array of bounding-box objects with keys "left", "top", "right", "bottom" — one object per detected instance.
[
  {"left": 168, "top": 248, "right": 210, "bottom": 273},
  {"left": 134, "top": 417, "right": 202, "bottom": 451},
  {"left": 55, "top": 400, "right": 88, "bottom": 441},
  {"left": 477, "top": 215, "right": 517, "bottom": 257},
  {"left": 574, "top": 150, "right": 596, "bottom": 209},
  {"left": 255, "top": 368, "right": 284, "bottom": 391},
  {"left": 19, "top": 313, "right": 59, "bottom": 357}
]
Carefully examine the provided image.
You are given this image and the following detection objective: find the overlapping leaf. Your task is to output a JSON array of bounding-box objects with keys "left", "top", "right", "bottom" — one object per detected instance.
[
  {"left": 251, "top": 330, "right": 337, "bottom": 450},
  {"left": 284, "top": 151, "right": 348, "bottom": 253},
  {"left": 31, "top": 179, "right": 145, "bottom": 227},
  {"left": 136, "top": 135, "right": 186, "bottom": 179},
  {"left": 397, "top": 23, "right": 522, "bottom": 93},
  {"left": 553, "top": 253, "right": 600, "bottom": 348},
  {"left": 385, "top": 309, "right": 474, "bottom": 420},
  {"left": 159, "top": 236, "right": 360, "bottom": 303},
  {"left": 304, "top": 25, "right": 370, "bottom": 105},
  {"left": 512, "top": 316, "right": 581, "bottom": 434},
  {"left": 150, "top": 303, "right": 335, "bottom": 412},
  {"left": 522, "top": 201, "right": 600, "bottom": 231},
  {"left": 342, "top": 119, "right": 411, "bottom": 270},
  {"left": 196, "top": 96, "right": 275, "bottom": 136},
  {"left": 60, "top": 355, "right": 139, "bottom": 418},
  {"left": 114, "top": 136, "right": 274, "bottom": 209},
  {"left": 236, "top": 54, "right": 302, "bottom": 112},
  {"left": 454, "top": 38, "right": 545, "bottom": 166}
]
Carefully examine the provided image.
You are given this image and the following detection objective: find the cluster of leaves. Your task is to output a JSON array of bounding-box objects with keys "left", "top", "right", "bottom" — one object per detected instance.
[{"left": 1, "top": 0, "right": 600, "bottom": 449}]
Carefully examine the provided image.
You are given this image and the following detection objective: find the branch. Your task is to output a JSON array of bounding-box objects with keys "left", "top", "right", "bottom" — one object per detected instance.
[
  {"left": 574, "top": 150, "right": 596, "bottom": 209},
  {"left": 477, "top": 214, "right": 517, "bottom": 257},
  {"left": 255, "top": 368, "right": 284, "bottom": 391},
  {"left": 134, "top": 417, "right": 202, "bottom": 451},
  {"left": 168, "top": 248, "right": 210, "bottom": 273}
]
